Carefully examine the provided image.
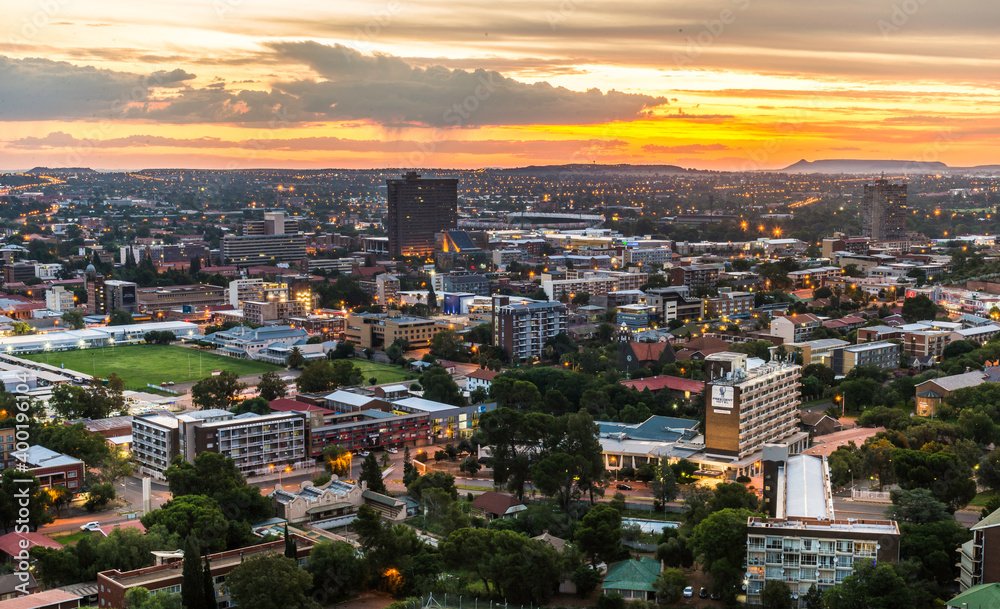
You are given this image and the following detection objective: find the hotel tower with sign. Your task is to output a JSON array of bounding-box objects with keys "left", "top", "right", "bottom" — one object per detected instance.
[{"left": 703, "top": 352, "right": 807, "bottom": 461}]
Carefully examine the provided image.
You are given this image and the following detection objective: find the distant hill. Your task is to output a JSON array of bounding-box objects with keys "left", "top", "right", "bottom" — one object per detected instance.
[
  {"left": 26, "top": 167, "right": 97, "bottom": 174},
  {"left": 780, "top": 159, "right": 951, "bottom": 174},
  {"left": 501, "top": 163, "right": 693, "bottom": 176}
]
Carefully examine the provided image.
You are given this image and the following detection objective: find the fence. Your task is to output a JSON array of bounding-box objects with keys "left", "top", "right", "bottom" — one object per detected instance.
[
  {"left": 400, "top": 593, "right": 532, "bottom": 609},
  {"left": 851, "top": 489, "right": 891, "bottom": 502}
]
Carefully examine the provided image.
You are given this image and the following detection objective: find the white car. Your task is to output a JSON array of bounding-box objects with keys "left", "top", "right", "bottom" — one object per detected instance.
[
  {"left": 81, "top": 521, "right": 101, "bottom": 532},
  {"left": 386, "top": 448, "right": 398, "bottom": 454},
  {"left": 682, "top": 586, "right": 693, "bottom": 598},
  {"left": 359, "top": 451, "right": 370, "bottom": 457}
]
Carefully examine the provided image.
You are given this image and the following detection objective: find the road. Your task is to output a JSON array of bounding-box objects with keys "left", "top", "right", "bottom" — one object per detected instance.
[{"left": 833, "top": 497, "right": 981, "bottom": 526}]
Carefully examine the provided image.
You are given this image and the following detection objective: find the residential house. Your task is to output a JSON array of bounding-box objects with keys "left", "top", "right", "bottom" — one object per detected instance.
[
  {"left": 471, "top": 491, "right": 526, "bottom": 520},
  {"left": 673, "top": 336, "right": 730, "bottom": 360},
  {"left": 465, "top": 368, "right": 499, "bottom": 393},
  {"left": 0, "top": 532, "right": 62, "bottom": 563},
  {"left": 602, "top": 557, "right": 661, "bottom": 601}
]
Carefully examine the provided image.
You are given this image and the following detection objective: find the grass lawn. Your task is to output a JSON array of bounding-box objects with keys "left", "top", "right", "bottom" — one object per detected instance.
[
  {"left": 49, "top": 530, "right": 91, "bottom": 545},
  {"left": 352, "top": 359, "right": 419, "bottom": 385},
  {"left": 22, "top": 344, "right": 282, "bottom": 389},
  {"left": 969, "top": 490, "right": 999, "bottom": 507}
]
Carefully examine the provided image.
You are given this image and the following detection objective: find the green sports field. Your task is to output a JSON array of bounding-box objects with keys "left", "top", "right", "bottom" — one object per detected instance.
[
  {"left": 352, "top": 359, "right": 419, "bottom": 385},
  {"left": 21, "top": 344, "right": 282, "bottom": 388}
]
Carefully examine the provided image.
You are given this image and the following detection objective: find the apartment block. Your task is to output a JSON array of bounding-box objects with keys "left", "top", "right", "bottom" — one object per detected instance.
[
  {"left": 704, "top": 352, "right": 806, "bottom": 460},
  {"left": 226, "top": 278, "right": 290, "bottom": 308},
  {"left": 45, "top": 286, "right": 75, "bottom": 312},
  {"left": 841, "top": 341, "right": 900, "bottom": 374},
  {"left": 242, "top": 299, "right": 308, "bottom": 326},
  {"left": 668, "top": 264, "right": 720, "bottom": 289},
  {"left": 132, "top": 410, "right": 306, "bottom": 479},
  {"left": 645, "top": 287, "right": 705, "bottom": 322},
  {"left": 492, "top": 296, "right": 569, "bottom": 360},
  {"left": 376, "top": 274, "right": 401, "bottom": 308},
  {"left": 704, "top": 290, "right": 754, "bottom": 318},
  {"left": 624, "top": 247, "right": 672, "bottom": 267},
  {"left": 747, "top": 446, "right": 899, "bottom": 607},
  {"left": 220, "top": 234, "right": 307, "bottom": 267},
  {"left": 344, "top": 311, "right": 444, "bottom": 350},
  {"left": 960, "top": 506, "right": 1000, "bottom": 590},
  {"left": 540, "top": 270, "right": 648, "bottom": 301},
  {"left": 902, "top": 329, "right": 949, "bottom": 360},
  {"left": 0, "top": 428, "right": 13, "bottom": 470}
]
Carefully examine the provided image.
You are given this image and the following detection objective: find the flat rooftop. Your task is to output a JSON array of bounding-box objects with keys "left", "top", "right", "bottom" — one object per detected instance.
[{"left": 748, "top": 516, "right": 898, "bottom": 535}]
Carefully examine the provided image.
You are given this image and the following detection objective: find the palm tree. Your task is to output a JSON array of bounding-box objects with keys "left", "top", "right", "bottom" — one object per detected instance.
[{"left": 286, "top": 347, "right": 305, "bottom": 370}]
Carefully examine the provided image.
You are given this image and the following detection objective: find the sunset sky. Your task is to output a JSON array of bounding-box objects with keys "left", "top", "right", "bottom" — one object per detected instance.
[{"left": 2, "top": 0, "right": 999, "bottom": 170}]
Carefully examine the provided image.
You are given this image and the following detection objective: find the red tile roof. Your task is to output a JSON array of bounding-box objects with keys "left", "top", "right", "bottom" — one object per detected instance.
[
  {"left": 620, "top": 375, "right": 705, "bottom": 394},
  {"left": 0, "top": 589, "right": 81, "bottom": 609},
  {"left": 471, "top": 491, "right": 523, "bottom": 516},
  {"left": 269, "top": 398, "right": 335, "bottom": 416},
  {"left": 626, "top": 341, "right": 672, "bottom": 362},
  {"left": 0, "top": 532, "right": 62, "bottom": 559},
  {"left": 98, "top": 521, "right": 146, "bottom": 537},
  {"left": 466, "top": 369, "right": 499, "bottom": 381}
]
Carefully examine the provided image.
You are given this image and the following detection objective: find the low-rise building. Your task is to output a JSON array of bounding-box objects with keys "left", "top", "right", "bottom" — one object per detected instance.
[
  {"left": 18, "top": 446, "right": 84, "bottom": 491},
  {"left": 345, "top": 312, "right": 444, "bottom": 350},
  {"left": 97, "top": 534, "right": 314, "bottom": 608},
  {"left": 770, "top": 313, "right": 822, "bottom": 344},
  {"left": 916, "top": 368, "right": 1000, "bottom": 418}
]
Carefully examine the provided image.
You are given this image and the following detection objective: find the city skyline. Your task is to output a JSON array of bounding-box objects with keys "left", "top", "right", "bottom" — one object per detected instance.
[{"left": 2, "top": 0, "right": 999, "bottom": 171}]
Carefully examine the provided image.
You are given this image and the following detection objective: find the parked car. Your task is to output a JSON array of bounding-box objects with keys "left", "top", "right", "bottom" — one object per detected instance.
[
  {"left": 710, "top": 590, "right": 721, "bottom": 600},
  {"left": 682, "top": 586, "right": 693, "bottom": 598},
  {"left": 81, "top": 521, "right": 101, "bottom": 532},
  {"left": 699, "top": 587, "right": 708, "bottom": 599},
  {"left": 616, "top": 483, "right": 632, "bottom": 491},
  {"left": 386, "top": 447, "right": 398, "bottom": 454}
]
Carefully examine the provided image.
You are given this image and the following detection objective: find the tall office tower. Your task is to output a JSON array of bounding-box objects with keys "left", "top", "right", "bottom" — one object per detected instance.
[
  {"left": 861, "top": 178, "right": 906, "bottom": 240},
  {"left": 386, "top": 171, "right": 458, "bottom": 258}
]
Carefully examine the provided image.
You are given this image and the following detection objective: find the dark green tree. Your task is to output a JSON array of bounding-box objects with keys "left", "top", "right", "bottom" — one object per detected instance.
[
  {"left": 202, "top": 554, "right": 215, "bottom": 609},
  {"left": 359, "top": 452, "right": 387, "bottom": 495},
  {"left": 420, "top": 366, "right": 466, "bottom": 406},
  {"left": 191, "top": 371, "right": 247, "bottom": 410},
  {"left": 286, "top": 347, "right": 306, "bottom": 370},
  {"left": 761, "top": 579, "right": 794, "bottom": 609},
  {"left": 256, "top": 371, "right": 287, "bottom": 402},
  {"left": 107, "top": 308, "right": 134, "bottom": 326},
  {"left": 182, "top": 536, "right": 207, "bottom": 609},
  {"left": 574, "top": 504, "right": 623, "bottom": 565},
  {"left": 226, "top": 553, "right": 318, "bottom": 609},
  {"left": 823, "top": 560, "right": 913, "bottom": 609},
  {"left": 284, "top": 524, "right": 297, "bottom": 559}
]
